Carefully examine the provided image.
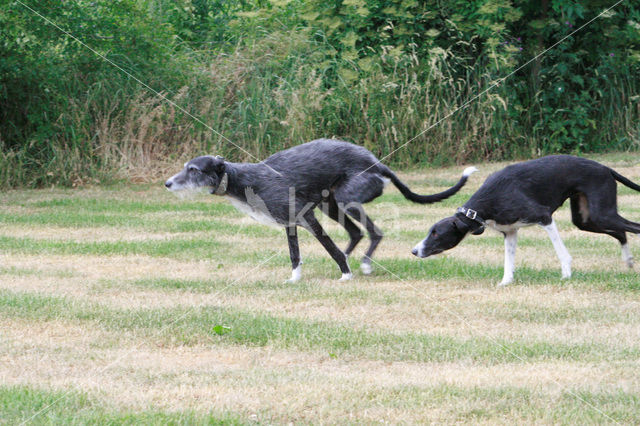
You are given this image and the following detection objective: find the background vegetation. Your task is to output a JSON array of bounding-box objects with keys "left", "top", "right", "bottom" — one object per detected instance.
[{"left": 1, "top": 0, "right": 639, "bottom": 188}]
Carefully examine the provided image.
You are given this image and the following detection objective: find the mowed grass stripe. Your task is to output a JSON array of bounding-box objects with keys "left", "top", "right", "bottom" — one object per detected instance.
[
  {"left": 4, "top": 196, "right": 636, "bottom": 248},
  {"left": 124, "top": 252, "right": 640, "bottom": 297},
  {"left": 1, "top": 234, "right": 638, "bottom": 292},
  {"left": 125, "top": 277, "right": 640, "bottom": 325},
  {"left": 2, "top": 383, "right": 636, "bottom": 424},
  {"left": 375, "top": 258, "right": 640, "bottom": 292},
  {"left": 2, "top": 289, "right": 638, "bottom": 364},
  {"left": 26, "top": 197, "right": 234, "bottom": 213},
  {"left": 0, "top": 210, "right": 283, "bottom": 236},
  {"left": 0, "top": 235, "right": 232, "bottom": 259},
  {"left": 0, "top": 385, "right": 244, "bottom": 425},
  {"left": 486, "top": 301, "right": 640, "bottom": 325}
]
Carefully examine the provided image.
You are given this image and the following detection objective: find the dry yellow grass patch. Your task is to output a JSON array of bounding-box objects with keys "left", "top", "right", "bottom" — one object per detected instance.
[
  {"left": 0, "top": 253, "right": 262, "bottom": 283},
  {"left": 0, "top": 225, "right": 194, "bottom": 243},
  {"left": 3, "top": 318, "right": 638, "bottom": 422},
  {"left": 2, "top": 255, "right": 638, "bottom": 347}
]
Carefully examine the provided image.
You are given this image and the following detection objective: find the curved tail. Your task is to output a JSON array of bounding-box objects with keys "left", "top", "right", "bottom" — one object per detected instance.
[
  {"left": 381, "top": 166, "right": 478, "bottom": 204},
  {"left": 611, "top": 169, "right": 640, "bottom": 192}
]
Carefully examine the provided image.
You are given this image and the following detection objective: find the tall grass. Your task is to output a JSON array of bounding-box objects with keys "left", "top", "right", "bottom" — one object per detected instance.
[{"left": 1, "top": 26, "right": 638, "bottom": 189}]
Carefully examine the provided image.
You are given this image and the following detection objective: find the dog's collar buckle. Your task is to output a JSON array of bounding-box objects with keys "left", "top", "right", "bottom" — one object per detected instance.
[
  {"left": 456, "top": 207, "right": 485, "bottom": 235},
  {"left": 456, "top": 207, "right": 484, "bottom": 224}
]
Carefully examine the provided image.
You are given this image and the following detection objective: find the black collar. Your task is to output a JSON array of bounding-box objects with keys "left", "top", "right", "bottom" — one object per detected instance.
[{"left": 456, "top": 207, "right": 486, "bottom": 234}]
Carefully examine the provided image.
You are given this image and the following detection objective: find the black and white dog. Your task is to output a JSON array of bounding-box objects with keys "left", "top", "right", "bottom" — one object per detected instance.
[
  {"left": 412, "top": 155, "right": 640, "bottom": 286},
  {"left": 165, "top": 139, "right": 476, "bottom": 282}
]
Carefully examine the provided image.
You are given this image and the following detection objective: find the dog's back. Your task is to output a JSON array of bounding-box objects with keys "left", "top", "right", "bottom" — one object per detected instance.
[
  {"left": 469, "top": 155, "right": 613, "bottom": 212},
  {"left": 264, "top": 139, "right": 381, "bottom": 177}
]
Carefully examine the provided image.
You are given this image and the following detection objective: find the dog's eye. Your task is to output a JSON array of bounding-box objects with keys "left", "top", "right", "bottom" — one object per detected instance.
[{"left": 188, "top": 166, "right": 199, "bottom": 173}]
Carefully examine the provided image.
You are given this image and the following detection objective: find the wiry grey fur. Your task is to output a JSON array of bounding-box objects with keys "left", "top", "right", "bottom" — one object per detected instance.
[{"left": 166, "top": 139, "right": 475, "bottom": 281}]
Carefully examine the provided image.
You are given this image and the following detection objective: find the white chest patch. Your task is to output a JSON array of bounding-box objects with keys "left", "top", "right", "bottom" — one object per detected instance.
[
  {"left": 225, "top": 196, "right": 282, "bottom": 227},
  {"left": 485, "top": 220, "right": 532, "bottom": 233}
]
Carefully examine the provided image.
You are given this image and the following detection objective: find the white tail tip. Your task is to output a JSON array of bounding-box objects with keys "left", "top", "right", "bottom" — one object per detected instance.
[{"left": 463, "top": 166, "right": 478, "bottom": 178}]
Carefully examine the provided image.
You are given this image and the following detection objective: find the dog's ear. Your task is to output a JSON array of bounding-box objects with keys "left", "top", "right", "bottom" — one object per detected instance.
[
  {"left": 453, "top": 217, "right": 484, "bottom": 235},
  {"left": 202, "top": 156, "right": 225, "bottom": 175},
  {"left": 471, "top": 226, "right": 485, "bottom": 235},
  {"left": 452, "top": 217, "right": 471, "bottom": 235},
  {"left": 453, "top": 216, "right": 484, "bottom": 235}
]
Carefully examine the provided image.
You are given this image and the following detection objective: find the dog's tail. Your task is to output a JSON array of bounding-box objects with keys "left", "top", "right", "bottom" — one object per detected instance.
[
  {"left": 381, "top": 166, "right": 478, "bottom": 204},
  {"left": 611, "top": 169, "right": 640, "bottom": 192}
]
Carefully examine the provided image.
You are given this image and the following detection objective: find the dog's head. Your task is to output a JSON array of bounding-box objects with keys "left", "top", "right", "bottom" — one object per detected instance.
[
  {"left": 165, "top": 156, "right": 226, "bottom": 194},
  {"left": 411, "top": 215, "right": 474, "bottom": 258}
]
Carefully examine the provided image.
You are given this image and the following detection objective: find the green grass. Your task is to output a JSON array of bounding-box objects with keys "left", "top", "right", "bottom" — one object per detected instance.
[
  {"left": 0, "top": 208, "right": 282, "bottom": 236},
  {"left": 0, "top": 235, "right": 233, "bottom": 259},
  {"left": 3, "top": 382, "right": 636, "bottom": 424},
  {"left": 2, "top": 162, "right": 640, "bottom": 423},
  {"left": 1, "top": 289, "right": 637, "bottom": 364},
  {"left": 0, "top": 385, "right": 246, "bottom": 425}
]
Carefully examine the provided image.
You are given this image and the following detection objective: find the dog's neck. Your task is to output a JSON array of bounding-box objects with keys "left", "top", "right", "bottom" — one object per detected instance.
[
  {"left": 217, "top": 162, "right": 264, "bottom": 202},
  {"left": 456, "top": 204, "right": 487, "bottom": 235}
]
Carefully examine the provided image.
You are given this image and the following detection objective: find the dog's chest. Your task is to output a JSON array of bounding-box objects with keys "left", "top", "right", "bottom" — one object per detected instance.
[
  {"left": 485, "top": 220, "right": 532, "bottom": 233},
  {"left": 225, "top": 196, "right": 282, "bottom": 227}
]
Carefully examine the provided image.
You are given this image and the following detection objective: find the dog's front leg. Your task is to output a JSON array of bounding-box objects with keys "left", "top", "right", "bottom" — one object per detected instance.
[
  {"left": 543, "top": 219, "right": 572, "bottom": 279},
  {"left": 499, "top": 230, "right": 518, "bottom": 286},
  {"left": 302, "top": 212, "right": 352, "bottom": 281},
  {"left": 286, "top": 225, "right": 302, "bottom": 283}
]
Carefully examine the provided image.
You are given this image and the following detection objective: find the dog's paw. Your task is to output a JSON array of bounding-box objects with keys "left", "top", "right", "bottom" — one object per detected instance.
[
  {"left": 338, "top": 273, "right": 352, "bottom": 281},
  {"left": 497, "top": 279, "right": 512, "bottom": 287},
  {"left": 360, "top": 262, "right": 372, "bottom": 275},
  {"left": 286, "top": 266, "right": 301, "bottom": 283}
]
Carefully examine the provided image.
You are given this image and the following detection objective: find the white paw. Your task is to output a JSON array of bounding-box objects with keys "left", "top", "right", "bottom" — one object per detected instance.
[
  {"left": 286, "top": 266, "right": 301, "bottom": 283},
  {"left": 627, "top": 258, "right": 634, "bottom": 269},
  {"left": 497, "top": 278, "right": 513, "bottom": 287},
  {"left": 338, "top": 273, "right": 352, "bottom": 281},
  {"left": 360, "top": 262, "right": 372, "bottom": 275}
]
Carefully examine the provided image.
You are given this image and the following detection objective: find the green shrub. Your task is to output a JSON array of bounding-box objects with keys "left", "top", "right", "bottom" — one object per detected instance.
[{"left": 0, "top": 0, "right": 639, "bottom": 188}]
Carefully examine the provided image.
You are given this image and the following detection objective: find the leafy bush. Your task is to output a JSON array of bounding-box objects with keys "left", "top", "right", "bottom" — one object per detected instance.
[{"left": 0, "top": 0, "right": 639, "bottom": 188}]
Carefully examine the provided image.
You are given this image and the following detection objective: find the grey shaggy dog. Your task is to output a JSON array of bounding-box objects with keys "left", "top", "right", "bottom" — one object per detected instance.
[{"left": 166, "top": 139, "right": 476, "bottom": 282}]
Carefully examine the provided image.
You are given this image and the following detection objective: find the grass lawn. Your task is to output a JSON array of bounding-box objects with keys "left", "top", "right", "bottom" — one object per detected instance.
[{"left": 2, "top": 155, "right": 640, "bottom": 424}]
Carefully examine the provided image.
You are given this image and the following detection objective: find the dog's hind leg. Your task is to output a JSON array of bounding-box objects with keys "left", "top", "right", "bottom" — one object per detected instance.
[
  {"left": 320, "top": 197, "right": 364, "bottom": 256},
  {"left": 343, "top": 204, "right": 383, "bottom": 275},
  {"left": 570, "top": 195, "right": 633, "bottom": 268},
  {"left": 574, "top": 186, "right": 640, "bottom": 268},
  {"left": 498, "top": 230, "right": 518, "bottom": 286},
  {"left": 286, "top": 225, "right": 302, "bottom": 283},
  {"left": 301, "top": 211, "right": 352, "bottom": 281},
  {"left": 542, "top": 219, "right": 572, "bottom": 279},
  {"left": 333, "top": 174, "right": 385, "bottom": 274}
]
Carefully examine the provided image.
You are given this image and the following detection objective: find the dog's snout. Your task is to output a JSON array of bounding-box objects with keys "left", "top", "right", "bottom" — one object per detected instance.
[
  {"left": 165, "top": 180, "right": 173, "bottom": 189},
  {"left": 411, "top": 247, "right": 418, "bottom": 256}
]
